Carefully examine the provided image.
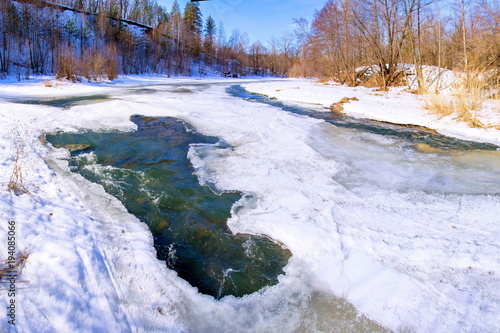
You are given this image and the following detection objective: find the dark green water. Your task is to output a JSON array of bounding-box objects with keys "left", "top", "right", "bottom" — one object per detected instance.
[
  {"left": 229, "top": 85, "right": 500, "bottom": 151},
  {"left": 46, "top": 116, "right": 290, "bottom": 299}
]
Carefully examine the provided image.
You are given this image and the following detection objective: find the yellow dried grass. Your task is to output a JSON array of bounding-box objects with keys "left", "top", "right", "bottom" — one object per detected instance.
[
  {"left": 6, "top": 129, "right": 34, "bottom": 197},
  {"left": 423, "top": 70, "right": 500, "bottom": 128}
]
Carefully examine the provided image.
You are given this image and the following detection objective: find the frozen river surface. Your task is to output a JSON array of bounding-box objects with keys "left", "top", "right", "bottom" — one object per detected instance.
[{"left": 1, "top": 79, "right": 499, "bottom": 332}]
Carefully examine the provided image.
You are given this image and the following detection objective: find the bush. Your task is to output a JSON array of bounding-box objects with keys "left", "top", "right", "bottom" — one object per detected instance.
[
  {"left": 57, "top": 44, "right": 120, "bottom": 83},
  {"left": 55, "top": 48, "right": 79, "bottom": 82}
]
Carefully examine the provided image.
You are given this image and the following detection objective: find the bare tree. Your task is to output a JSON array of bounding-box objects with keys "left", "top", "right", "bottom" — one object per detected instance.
[{"left": 249, "top": 41, "right": 266, "bottom": 75}]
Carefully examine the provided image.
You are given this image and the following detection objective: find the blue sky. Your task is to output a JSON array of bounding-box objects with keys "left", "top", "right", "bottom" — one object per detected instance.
[{"left": 157, "top": 0, "right": 327, "bottom": 44}]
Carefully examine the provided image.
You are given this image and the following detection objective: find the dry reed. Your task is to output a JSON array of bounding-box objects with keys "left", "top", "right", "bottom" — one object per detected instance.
[
  {"left": 0, "top": 250, "right": 32, "bottom": 287},
  {"left": 422, "top": 70, "right": 500, "bottom": 128},
  {"left": 6, "top": 129, "right": 35, "bottom": 197}
]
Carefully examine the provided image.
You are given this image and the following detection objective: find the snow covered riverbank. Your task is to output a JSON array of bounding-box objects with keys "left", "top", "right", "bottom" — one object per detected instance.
[
  {"left": 0, "top": 76, "right": 499, "bottom": 332},
  {"left": 243, "top": 79, "right": 500, "bottom": 147}
]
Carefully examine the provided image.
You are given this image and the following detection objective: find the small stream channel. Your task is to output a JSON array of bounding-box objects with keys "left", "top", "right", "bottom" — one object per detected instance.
[{"left": 46, "top": 116, "right": 291, "bottom": 299}]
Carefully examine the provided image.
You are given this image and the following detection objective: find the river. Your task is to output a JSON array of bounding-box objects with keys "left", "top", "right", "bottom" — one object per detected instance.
[{"left": 28, "top": 80, "right": 499, "bottom": 332}]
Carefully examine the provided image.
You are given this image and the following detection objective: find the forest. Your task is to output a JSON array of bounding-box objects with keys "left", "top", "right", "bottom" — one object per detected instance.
[
  {"left": 0, "top": 0, "right": 295, "bottom": 81},
  {"left": 0, "top": 0, "right": 499, "bottom": 90},
  {"left": 294, "top": 0, "right": 500, "bottom": 90}
]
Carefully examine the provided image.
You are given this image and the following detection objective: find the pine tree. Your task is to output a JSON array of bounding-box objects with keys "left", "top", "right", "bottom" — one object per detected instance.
[
  {"left": 204, "top": 15, "right": 216, "bottom": 40},
  {"left": 183, "top": 2, "right": 202, "bottom": 35},
  {"left": 203, "top": 15, "right": 216, "bottom": 62},
  {"left": 183, "top": 1, "right": 202, "bottom": 59}
]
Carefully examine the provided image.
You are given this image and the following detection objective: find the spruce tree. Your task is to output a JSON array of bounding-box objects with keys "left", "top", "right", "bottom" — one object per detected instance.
[
  {"left": 183, "top": 2, "right": 202, "bottom": 59},
  {"left": 204, "top": 15, "right": 216, "bottom": 41},
  {"left": 183, "top": 2, "right": 202, "bottom": 35},
  {"left": 203, "top": 15, "right": 216, "bottom": 62}
]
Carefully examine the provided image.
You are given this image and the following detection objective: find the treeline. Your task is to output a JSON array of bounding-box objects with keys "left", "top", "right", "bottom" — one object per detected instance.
[
  {"left": 0, "top": 0, "right": 295, "bottom": 81},
  {"left": 292, "top": 0, "right": 500, "bottom": 88}
]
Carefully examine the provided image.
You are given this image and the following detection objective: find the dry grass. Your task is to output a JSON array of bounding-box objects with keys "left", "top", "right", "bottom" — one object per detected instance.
[
  {"left": 326, "top": 96, "right": 359, "bottom": 113},
  {"left": 316, "top": 76, "right": 336, "bottom": 84},
  {"left": 452, "top": 79, "right": 485, "bottom": 127},
  {"left": 6, "top": 129, "right": 33, "bottom": 197},
  {"left": 0, "top": 250, "right": 32, "bottom": 286},
  {"left": 422, "top": 70, "right": 500, "bottom": 128},
  {"left": 42, "top": 80, "right": 53, "bottom": 87},
  {"left": 423, "top": 92, "right": 454, "bottom": 118}
]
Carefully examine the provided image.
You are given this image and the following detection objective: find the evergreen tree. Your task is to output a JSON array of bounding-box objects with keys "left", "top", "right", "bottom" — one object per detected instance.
[
  {"left": 183, "top": 2, "right": 202, "bottom": 35},
  {"left": 204, "top": 15, "right": 216, "bottom": 40},
  {"left": 182, "top": 2, "right": 202, "bottom": 59},
  {"left": 203, "top": 15, "right": 216, "bottom": 62}
]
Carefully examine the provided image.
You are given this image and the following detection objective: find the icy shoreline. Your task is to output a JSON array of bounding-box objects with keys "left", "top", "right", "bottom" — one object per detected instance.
[
  {"left": 0, "top": 76, "right": 499, "bottom": 332},
  {"left": 242, "top": 79, "right": 500, "bottom": 147}
]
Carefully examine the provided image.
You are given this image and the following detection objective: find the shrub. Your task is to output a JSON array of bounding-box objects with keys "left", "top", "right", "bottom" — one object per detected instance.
[
  {"left": 55, "top": 48, "right": 79, "bottom": 82},
  {"left": 57, "top": 44, "right": 120, "bottom": 83},
  {"left": 104, "top": 44, "right": 120, "bottom": 81},
  {"left": 81, "top": 43, "right": 120, "bottom": 82}
]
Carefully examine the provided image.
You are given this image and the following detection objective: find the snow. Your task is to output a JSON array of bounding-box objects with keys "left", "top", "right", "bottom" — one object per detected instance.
[
  {"left": 0, "top": 75, "right": 499, "bottom": 332},
  {"left": 242, "top": 78, "right": 500, "bottom": 146}
]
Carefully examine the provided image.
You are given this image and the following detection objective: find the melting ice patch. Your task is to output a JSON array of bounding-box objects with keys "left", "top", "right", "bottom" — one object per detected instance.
[{"left": 308, "top": 123, "right": 500, "bottom": 195}]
